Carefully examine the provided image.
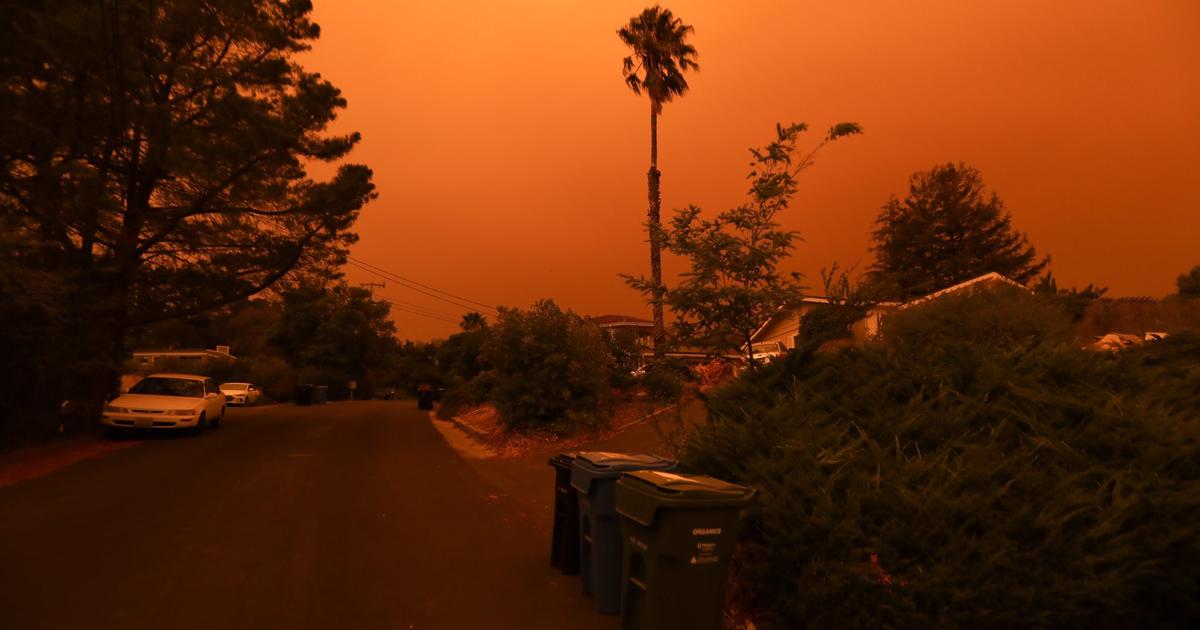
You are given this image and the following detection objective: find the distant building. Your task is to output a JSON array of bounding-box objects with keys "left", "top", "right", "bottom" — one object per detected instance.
[
  {"left": 747, "top": 272, "right": 1029, "bottom": 360},
  {"left": 590, "top": 314, "right": 655, "bottom": 349},
  {"left": 131, "top": 345, "right": 237, "bottom": 370}
]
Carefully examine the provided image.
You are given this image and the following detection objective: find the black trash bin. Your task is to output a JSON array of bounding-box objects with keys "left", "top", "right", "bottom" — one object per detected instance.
[
  {"left": 572, "top": 452, "right": 677, "bottom": 614},
  {"left": 549, "top": 452, "right": 581, "bottom": 575},
  {"left": 293, "top": 384, "right": 313, "bottom": 406},
  {"left": 313, "top": 385, "right": 328, "bottom": 404},
  {"left": 416, "top": 384, "right": 434, "bottom": 410},
  {"left": 615, "top": 470, "right": 755, "bottom": 630}
]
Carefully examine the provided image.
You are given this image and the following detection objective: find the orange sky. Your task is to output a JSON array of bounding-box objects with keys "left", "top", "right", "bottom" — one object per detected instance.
[{"left": 304, "top": 1, "right": 1200, "bottom": 341}]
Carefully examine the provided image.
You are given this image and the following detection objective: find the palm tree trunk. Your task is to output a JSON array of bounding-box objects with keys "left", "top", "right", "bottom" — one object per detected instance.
[{"left": 647, "top": 104, "right": 665, "bottom": 358}]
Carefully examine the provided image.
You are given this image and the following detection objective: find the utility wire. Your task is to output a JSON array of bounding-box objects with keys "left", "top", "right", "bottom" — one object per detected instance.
[
  {"left": 346, "top": 259, "right": 497, "bottom": 315},
  {"left": 347, "top": 256, "right": 498, "bottom": 313},
  {"left": 387, "top": 303, "right": 460, "bottom": 324}
]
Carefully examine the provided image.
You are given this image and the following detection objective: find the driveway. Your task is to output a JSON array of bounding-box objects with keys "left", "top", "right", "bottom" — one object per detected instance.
[{"left": 0, "top": 401, "right": 617, "bottom": 629}]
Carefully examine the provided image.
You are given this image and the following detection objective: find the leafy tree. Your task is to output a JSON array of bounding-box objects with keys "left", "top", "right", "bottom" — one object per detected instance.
[
  {"left": 629, "top": 122, "right": 862, "bottom": 367},
  {"left": 483, "top": 300, "right": 612, "bottom": 432},
  {"left": 869, "top": 163, "right": 1048, "bottom": 299},
  {"left": 268, "top": 282, "right": 398, "bottom": 397},
  {"left": 0, "top": 1, "right": 374, "bottom": 421},
  {"left": 797, "top": 263, "right": 875, "bottom": 350},
  {"left": 618, "top": 5, "right": 699, "bottom": 357},
  {"left": 437, "top": 313, "right": 490, "bottom": 383},
  {"left": 604, "top": 327, "right": 644, "bottom": 390},
  {"left": 1177, "top": 265, "right": 1200, "bottom": 298},
  {"left": 459, "top": 311, "right": 488, "bottom": 331}
]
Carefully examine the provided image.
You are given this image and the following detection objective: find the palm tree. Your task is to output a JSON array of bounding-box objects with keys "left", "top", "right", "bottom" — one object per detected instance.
[{"left": 619, "top": 5, "right": 698, "bottom": 358}]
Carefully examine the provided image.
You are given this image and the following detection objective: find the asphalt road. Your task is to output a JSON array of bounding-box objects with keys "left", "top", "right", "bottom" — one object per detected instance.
[{"left": 0, "top": 401, "right": 617, "bottom": 630}]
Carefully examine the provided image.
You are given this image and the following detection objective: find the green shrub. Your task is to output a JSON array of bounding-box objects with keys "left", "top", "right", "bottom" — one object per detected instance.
[
  {"left": 436, "top": 373, "right": 493, "bottom": 420},
  {"left": 641, "top": 361, "right": 688, "bottom": 402},
  {"left": 685, "top": 306, "right": 1200, "bottom": 628},
  {"left": 884, "top": 285, "right": 1075, "bottom": 351},
  {"left": 482, "top": 300, "right": 612, "bottom": 432},
  {"left": 605, "top": 328, "right": 644, "bottom": 391}
]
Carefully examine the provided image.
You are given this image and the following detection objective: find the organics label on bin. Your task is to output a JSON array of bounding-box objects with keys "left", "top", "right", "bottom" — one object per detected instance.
[{"left": 690, "top": 541, "right": 721, "bottom": 565}]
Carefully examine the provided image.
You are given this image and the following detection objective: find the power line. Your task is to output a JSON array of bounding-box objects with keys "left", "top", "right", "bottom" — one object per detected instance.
[
  {"left": 386, "top": 298, "right": 462, "bottom": 321},
  {"left": 347, "top": 256, "right": 498, "bottom": 313},
  {"left": 388, "top": 304, "right": 459, "bottom": 324},
  {"left": 346, "top": 259, "right": 497, "bottom": 314}
]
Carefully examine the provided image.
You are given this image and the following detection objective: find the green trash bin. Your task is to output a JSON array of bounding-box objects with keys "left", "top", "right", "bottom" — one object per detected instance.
[
  {"left": 616, "top": 470, "right": 755, "bottom": 630},
  {"left": 572, "top": 452, "right": 677, "bottom": 614}
]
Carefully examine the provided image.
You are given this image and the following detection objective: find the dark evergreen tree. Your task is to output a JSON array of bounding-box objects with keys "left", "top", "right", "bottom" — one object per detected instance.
[
  {"left": 868, "top": 163, "right": 1048, "bottom": 298},
  {"left": 0, "top": 0, "right": 374, "bottom": 431},
  {"left": 1177, "top": 265, "right": 1200, "bottom": 298}
]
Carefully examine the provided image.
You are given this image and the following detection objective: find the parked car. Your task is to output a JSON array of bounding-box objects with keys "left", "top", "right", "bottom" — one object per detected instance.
[
  {"left": 102, "top": 373, "right": 225, "bottom": 432},
  {"left": 220, "top": 382, "right": 263, "bottom": 406}
]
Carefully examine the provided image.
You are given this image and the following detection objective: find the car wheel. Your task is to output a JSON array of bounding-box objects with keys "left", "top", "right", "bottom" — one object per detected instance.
[
  {"left": 194, "top": 412, "right": 208, "bottom": 434},
  {"left": 212, "top": 409, "right": 223, "bottom": 428}
]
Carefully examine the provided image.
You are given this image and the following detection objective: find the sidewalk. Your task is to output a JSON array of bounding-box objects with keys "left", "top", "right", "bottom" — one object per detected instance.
[{"left": 431, "top": 398, "right": 705, "bottom": 532}]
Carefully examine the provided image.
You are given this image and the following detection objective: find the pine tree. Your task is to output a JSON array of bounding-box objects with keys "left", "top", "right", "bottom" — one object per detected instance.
[{"left": 869, "top": 163, "right": 1048, "bottom": 298}]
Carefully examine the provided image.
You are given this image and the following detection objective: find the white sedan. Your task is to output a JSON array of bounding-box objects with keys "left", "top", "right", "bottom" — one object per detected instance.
[
  {"left": 102, "top": 373, "right": 225, "bottom": 431},
  {"left": 219, "top": 382, "right": 263, "bottom": 406}
]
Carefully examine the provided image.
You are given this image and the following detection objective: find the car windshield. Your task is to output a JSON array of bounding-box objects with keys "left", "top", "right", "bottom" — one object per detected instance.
[
  {"left": 129, "top": 377, "right": 204, "bottom": 398},
  {"left": 221, "top": 383, "right": 248, "bottom": 390}
]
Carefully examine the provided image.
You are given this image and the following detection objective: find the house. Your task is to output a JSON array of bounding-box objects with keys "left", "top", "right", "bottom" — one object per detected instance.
[
  {"left": 748, "top": 297, "right": 901, "bottom": 360},
  {"left": 131, "top": 345, "right": 237, "bottom": 371},
  {"left": 747, "top": 272, "right": 1028, "bottom": 359},
  {"left": 590, "top": 314, "right": 655, "bottom": 349}
]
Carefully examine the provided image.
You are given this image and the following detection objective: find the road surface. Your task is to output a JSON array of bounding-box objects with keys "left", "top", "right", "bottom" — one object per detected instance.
[{"left": 0, "top": 401, "right": 616, "bottom": 629}]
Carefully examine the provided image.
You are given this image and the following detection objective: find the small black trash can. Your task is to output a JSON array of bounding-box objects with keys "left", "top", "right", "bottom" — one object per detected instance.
[
  {"left": 313, "top": 385, "right": 328, "bottom": 404},
  {"left": 572, "top": 451, "right": 677, "bottom": 614},
  {"left": 416, "top": 384, "right": 434, "bottom": 410},
  {"left": 293, "top": 384, "right": 313, "bottom": 406},
  {"left": 615, "top": 470, "right": 755, "bottom": 630},
  {"left": 549, "top": 452, "right": 581, "bottom": 575}
]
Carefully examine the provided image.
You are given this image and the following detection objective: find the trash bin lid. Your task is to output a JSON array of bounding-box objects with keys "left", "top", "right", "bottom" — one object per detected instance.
[
  {"left": 616, "top": 471, "right": 755, "bottom": 527},
  {"left": 548, "top": 452, "right": 578, "bottom": 469},
  {"left": 571, "top": 451, "right": 676, "bottom": 494}
]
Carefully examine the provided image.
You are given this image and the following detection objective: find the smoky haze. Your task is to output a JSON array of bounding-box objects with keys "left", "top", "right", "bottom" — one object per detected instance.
[{"left": 303, "top": 0, "right": 1200, "bottom": 340}]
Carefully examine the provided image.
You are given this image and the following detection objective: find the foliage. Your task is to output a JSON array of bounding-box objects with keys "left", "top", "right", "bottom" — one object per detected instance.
[
  {"left": 482, "top": 300, "right": 612, "bottom": 432},
  {"left": 0, "top": 0, "right": 374, "bottom": 433},
  {"left": 640, "top": 362, "right": 687, "bottom": 403},
  {"left": 797, "top": 263, "right": 876, "bottom": 349},
  {"left": 628, "top": 123, "right": 861, "bottom": 366},
  {"left": 605, "top": 328, "right": 645, "bottom": 390},
  {"left": 884, "top": 285, "right": 1075, "bottom": 351},
  {"left": 268, "top": 282, "right": 399, "bottom": 398},
  {"left": 685, "top": 292, "right": 1200, "bottom": 629},
  {"left": 1177, "top": 265, "right": 1200, "bottom": 298},
  {"left": 437, "top": 313, "right": 491, "bottom": 384},
  {"left": 618, "top": 6, "right": 699, "bottom": 115},
  {"left": 1033, "top": 272, "right": 1108, "bottom": 321},
  {"left": 869, "top": 163, "right": 1048, "bottom": 299}
]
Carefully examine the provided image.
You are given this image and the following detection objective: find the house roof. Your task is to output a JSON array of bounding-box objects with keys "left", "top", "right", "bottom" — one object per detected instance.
[
  {"left": 132, "top": 348, "right": 237, "bottom": 360},
  {"left": 590, "top": 314, "right": 654, "bottom": 328},
  {"left": 1099, "top": 296, "right": 1158, "bottom": 305},
  {"left": 896, "top": 272, "right": 1028, "bottom": 310},
  {"left": 747, "top": 272, "right": 1029, "bottom": 346}
]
